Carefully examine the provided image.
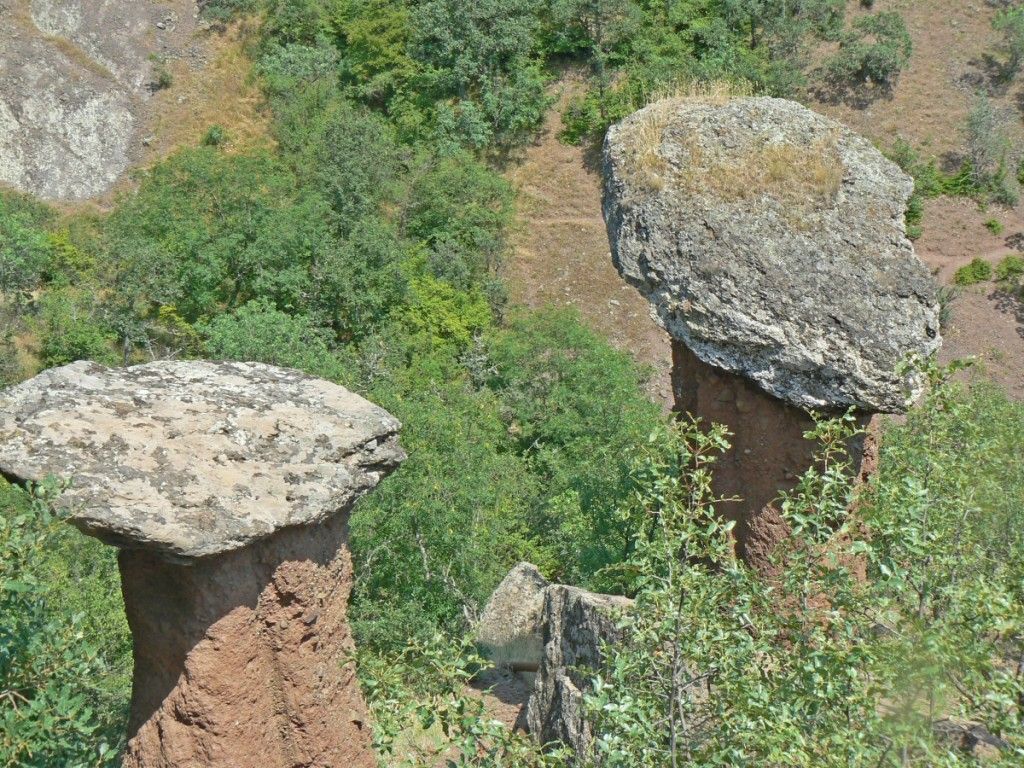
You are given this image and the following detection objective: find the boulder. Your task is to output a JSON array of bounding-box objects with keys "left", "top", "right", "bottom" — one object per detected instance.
[
  {"left": 0, "top": 360, "right": 404, "bottom": 768},
  {"left": 603, "top": 96, "right": 941, "bottom": 414},
  {"left": 477, "top": 562, "right": 550, "bottom": 671},
  {"left": 527, "top": 585, "right": 633, "bottom": 760}
]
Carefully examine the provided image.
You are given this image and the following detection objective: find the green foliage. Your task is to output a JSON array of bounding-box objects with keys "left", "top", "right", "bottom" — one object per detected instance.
[
  {"left": 953, "top": 257, "right": 994, "bottom": 286},
  {"left": 410, "top": 0, "right": 550, "bottom": 148},
  {"left": 966, "top": 95, "right": 1020, "bottom": 206},
  {"left": 483, "top": 309, "right": 662, "bottom": 585},
  {"left": 359, "top": 635, "right": 556, "bottom": 766},
  {"left": 824, "top": 11, "right": 912, "bottom": 88},
  {"left": 985, "top": 217, "right": 1004, "bottom": 235},
  {"left": 201, "top": 125, "right": 228, "bottom": 146},
  {"left": 404, "top": 153, "right": 514, "bottom": 291},
  {"left": 350, "top": 376, "right": 540, "bottom": 648},
  {"left": 106, "top": 148, "right": 330, "bottom": 321},
  {"left": 0, "top": 480, "right": 130, "bottom": 768},
  {"left": 995, "top": 254, "right": 1024, "bottom": 295},
  {"left": 580, "top": 371, "right": 1024, "bottom": 765},
  {"left": 0, "top": 192, "right": 52, "bottom": 298},
  {"left": 993, "top": 6, "right": 1024, "bottom": 79},
  {"left": 201, "top": 298, "right": 354, "bottom": 381},
  {"left": 149, "top": 55, "right": 174, "bottom": 90},
  {"left": 35, "top": 290, "right": 118, "bottom": 368}
]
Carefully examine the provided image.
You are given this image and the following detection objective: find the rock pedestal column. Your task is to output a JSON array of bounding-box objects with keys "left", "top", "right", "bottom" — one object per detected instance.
[
  {"left": 672, "top": 342, "right": 877, "bottom": 572},
  {"left": 120, "top": 514, "right": 368, "bottom": 768},
  {"left": 0, "top": 360, "right": 405, "bottom": 768}
]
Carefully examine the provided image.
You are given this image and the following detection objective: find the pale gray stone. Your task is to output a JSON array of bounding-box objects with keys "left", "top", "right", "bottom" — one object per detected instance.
[
  {"left": 527, "top": 585, "right": 633, "bottom": 759},
  {"left": 477, "top": 562, "right": 550, "bottom": 669},
  {"left": 603, "top": 97, "right": 941, "bottom": 413},
  {"left": 0, "top": 360, "right": 404, "bottom": 559},
  {"left": 0, "top": 1, "right": 199, "bottom": 200}
]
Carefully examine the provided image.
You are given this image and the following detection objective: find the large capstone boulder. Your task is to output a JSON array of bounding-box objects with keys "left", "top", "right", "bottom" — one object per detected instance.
[
  {"left": 527, "top": 585, "right": 633, "bottom": 761},
  {"left": 0, "top": 360, "right": 404, "bottom": 768},
  {"left": 603, "top": 96, "right": 941, "bottom": 414}
]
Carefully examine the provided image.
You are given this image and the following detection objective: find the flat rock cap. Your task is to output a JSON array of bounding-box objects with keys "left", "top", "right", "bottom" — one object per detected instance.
[
  {"left": 0, "top": 360, "right": 404, "bottom": 559},
  {"left": 603, "top": 96, "right": 941, "bottom": 412}
]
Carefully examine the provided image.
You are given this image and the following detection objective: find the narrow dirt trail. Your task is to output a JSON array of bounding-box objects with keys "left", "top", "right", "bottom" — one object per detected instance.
[{"left": 504, "top": 76, "right": 673, "bottom": 409}]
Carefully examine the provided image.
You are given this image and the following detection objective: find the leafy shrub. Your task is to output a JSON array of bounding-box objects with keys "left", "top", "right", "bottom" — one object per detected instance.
[
  {"left": 581, "top": 371, "right": 1024, "bottom": 766},
  {"left": 993, "top": 6, "right": 1024, "bottom": 79},
  {"left": 201, "top": 298, "right": 354, "bottom": 382},
  {"left": 35, "top": 290, "right": 118, "bottom": 368},
  {"left": 824, "top": 12, "right": 912, "bottom": 87},
  {"left": 954, "top": 257, "right": 994, "bottom": 285},
  {"left": 966, "top": 95, "right": 1020, "bottom": 206},
  {"left": 985, "top": 217, "right": 1004, "bottom": 235},
  {"left": 201, "top": 125, "right": 228, "bottom": 146},
  {"left": 995, "top": 253, "right": 1024, "bottom": 281},
  {"left": 0, "top": 480, "right": 130, "bottom": 767}
]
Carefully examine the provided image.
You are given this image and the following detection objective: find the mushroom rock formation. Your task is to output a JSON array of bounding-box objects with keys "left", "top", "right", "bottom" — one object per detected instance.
[
  {"left": 0, "top": 360, "right": 405, "bottom": 768},
  {"left": 603, "top": 97, "right": 940, "bottom": 570}
]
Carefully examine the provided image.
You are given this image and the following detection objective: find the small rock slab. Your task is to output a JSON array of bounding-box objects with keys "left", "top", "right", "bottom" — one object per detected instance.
[
  {"left": 603, "top": 97, "right": 941, "bottom": 412},
  {"left": 0, "top": 360, "right": 404, "bottom": 559}
]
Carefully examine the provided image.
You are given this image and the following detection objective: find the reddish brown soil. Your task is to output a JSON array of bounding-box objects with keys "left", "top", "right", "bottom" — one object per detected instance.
[
  {"left": 120, "top": 514, "right": 375, "bottom": 768},
  {"left": 809, "top": 1, "right": 1024, "bottom": 398},
  {"left": 504, "top": 76, "right": 673, "bottom": 409}
]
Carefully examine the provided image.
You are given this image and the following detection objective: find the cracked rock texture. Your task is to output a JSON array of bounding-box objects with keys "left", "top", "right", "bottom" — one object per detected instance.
[
  {"left": 527, "top": 585, "right": 632, "bottom": 761},
  {"left": 0, "top": 359, "right": 404, "bottom": 768},
  {"left": 0, "top": 0, "right": 199, "bottom": 200},
  {"left": 603, "top": 96, "right": 941, "bottom": 413},
  {"left": 0, "top": 359, "right": 403, "bottom": 559}
]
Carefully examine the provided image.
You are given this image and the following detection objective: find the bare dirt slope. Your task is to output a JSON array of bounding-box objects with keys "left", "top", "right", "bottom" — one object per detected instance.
[
  {"left": 810, "top": 0, "right": 1024, "bottom": 398},
  {"left": 504, "top": 76, "right": 673, "bottom": 408}
]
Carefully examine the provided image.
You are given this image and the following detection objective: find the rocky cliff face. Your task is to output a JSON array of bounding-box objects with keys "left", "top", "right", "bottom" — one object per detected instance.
[
  {"left": 0, "top": 0, "right": 201, "bottom": 200},
  {"left": 603, "top": 96, "right": 940, "bottom": 414}
]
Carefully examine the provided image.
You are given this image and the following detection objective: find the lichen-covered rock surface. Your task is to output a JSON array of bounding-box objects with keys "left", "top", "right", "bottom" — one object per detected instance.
[
  {"left": 477, "top": 562, "right": 550, "bottom": 669},
  {"left": 0, "top": 0, "right": 200, "bottom": 200},
  {"left": 0, "top": 359, "right": 404, "bottom": 559},
  {"left": 527, "top": 585, "right": 633, "bottom": 760},
  {"left": 603, "top": 96, "right": 941, "bottom": 412}
]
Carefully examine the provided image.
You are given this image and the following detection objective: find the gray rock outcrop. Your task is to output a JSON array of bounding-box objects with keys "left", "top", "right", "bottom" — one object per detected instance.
[
  {"left": 0, "top": 360, "right": 404, "bottom": 768},
  {"left": 603, "top": 96, "right": 941, "bottom": 413},
  {"left": 0, "top": 1, "right": 199, "bottom": 200},
  {"left": 477, "top": 562, "right": 550, "bottom": 671},
  {"left": 527, "top": 585, "right": 633, "bottom": 759}
]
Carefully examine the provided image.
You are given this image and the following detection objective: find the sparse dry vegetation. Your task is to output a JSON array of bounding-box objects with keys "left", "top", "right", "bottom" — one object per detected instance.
[{"left": 618, "top": 92, "right": 843, "bottom": 213}]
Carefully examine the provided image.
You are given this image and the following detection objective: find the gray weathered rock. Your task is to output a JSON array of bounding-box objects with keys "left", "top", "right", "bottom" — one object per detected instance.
[
  {"left": 603, "top": 96, "right": 941, "bottom": 413},
  {"left": 0, "top": 1, "right": 199, "bottom": 200},
  {"left": 477, "top": 562, "right": 550, "bottom": 670},
  {"left": 527, "top": 585, "right": 633, "bottom": 759},
  {"left": 0, "top": 360, "right": 404, "bottom": 559}
]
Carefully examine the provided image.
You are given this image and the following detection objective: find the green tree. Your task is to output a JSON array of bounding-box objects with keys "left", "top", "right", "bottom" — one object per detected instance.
[
  {"left": 824, "top": 11, "right": 912, "bottom": 88},
  {"left": 993, "top": 6, "right": 1024, "bottom": 79},
  {"left": 410, "top": 0, "right": 550, "bottom": 147},
  {"left": 0, "top": 480, "right": 130, "bottom": 768}
]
